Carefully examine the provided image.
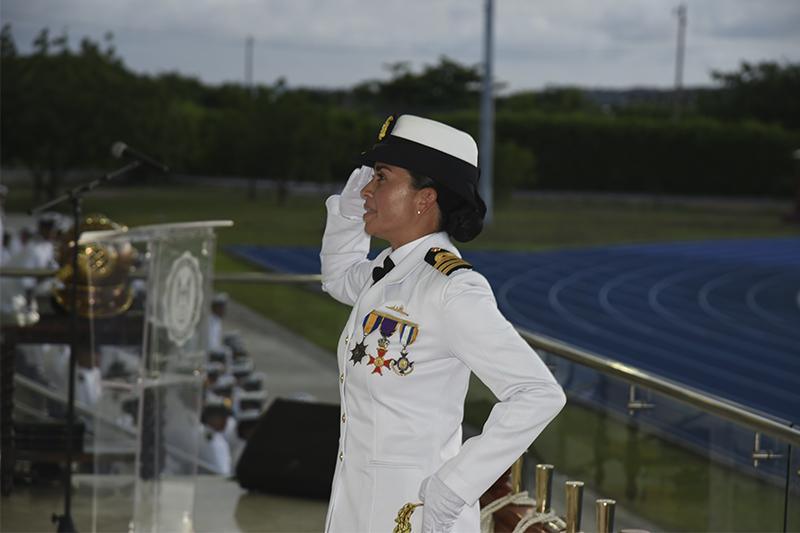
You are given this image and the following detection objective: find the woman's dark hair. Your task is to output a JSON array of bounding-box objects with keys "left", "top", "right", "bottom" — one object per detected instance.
[{"left": 409, "top": 171, "right": 484, "bottom": 242}]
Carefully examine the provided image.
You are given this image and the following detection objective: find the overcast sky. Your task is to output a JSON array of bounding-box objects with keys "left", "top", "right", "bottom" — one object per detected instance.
[{"left": 3, "top": 0, "right": 799, "bottom": 92}]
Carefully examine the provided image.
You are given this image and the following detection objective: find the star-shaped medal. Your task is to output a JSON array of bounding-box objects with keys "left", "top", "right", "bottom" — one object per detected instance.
[{"left": 350, "top": 339, "right": 368, "bottom": 365}]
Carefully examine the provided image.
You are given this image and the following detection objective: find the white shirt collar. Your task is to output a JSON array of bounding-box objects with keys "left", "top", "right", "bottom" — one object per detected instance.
[{"left": 388, "top": 231, "right": 448, "bottom": 265}]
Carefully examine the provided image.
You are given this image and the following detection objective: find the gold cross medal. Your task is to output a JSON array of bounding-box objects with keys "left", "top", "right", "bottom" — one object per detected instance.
[
  {"left": 391, "top": 322, "right": 418, "bottom": 377},
  {"left": 369, "top": 315, "right": 398, "bottom": 375}
]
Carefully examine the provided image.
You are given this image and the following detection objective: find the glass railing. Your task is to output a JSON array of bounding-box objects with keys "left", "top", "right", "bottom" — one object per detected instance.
[{"left": 521, "top": 329, "right": 800, "bottom": 533}]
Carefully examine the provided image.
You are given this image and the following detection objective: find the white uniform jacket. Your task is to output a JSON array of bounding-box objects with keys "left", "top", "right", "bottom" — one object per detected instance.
[{"left": 320, "top": 195, "right": 566, "bottom": 533}]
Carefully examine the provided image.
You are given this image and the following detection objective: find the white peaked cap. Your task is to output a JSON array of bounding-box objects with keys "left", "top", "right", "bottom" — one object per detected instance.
[{"left": 390, "top": 115, "right": 478, "bottom": 167}]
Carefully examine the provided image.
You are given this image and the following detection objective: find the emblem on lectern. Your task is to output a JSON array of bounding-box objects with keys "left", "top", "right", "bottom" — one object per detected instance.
[{"left": 163, "top": 251, "right": 204, "bottom": 346}]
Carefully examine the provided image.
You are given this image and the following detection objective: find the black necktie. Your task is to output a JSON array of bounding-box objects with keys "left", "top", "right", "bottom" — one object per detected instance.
[{"left": 372, "top": 256, "right": 395, "bottom": 284}]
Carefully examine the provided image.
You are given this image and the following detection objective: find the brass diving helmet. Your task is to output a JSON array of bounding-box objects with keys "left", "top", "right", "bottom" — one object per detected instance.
[{"left": 53, "top": 213, "right": 137, "bottom": 318}]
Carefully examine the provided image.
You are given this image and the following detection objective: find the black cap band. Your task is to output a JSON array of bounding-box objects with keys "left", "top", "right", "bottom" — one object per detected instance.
[{"left": 360, "top": 135, "right": 480, "bottom": 208}]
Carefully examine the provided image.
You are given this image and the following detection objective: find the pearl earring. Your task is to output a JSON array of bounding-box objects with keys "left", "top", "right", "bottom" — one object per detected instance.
[{"left": 417, "top": 210, "right": 421, "bottom": 215}]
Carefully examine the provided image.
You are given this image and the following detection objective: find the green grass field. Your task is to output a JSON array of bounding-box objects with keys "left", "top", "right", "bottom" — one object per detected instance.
[
  {"left": 9, "top": 185, "right": 796, "bottom": 251},
  {"left": 6, "top": 184, "right": 800, "bottom": 530}
]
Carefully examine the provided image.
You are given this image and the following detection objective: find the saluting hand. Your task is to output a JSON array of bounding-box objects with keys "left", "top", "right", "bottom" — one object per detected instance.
[{"left": 339, "top": 166, "right": 374, "bottom": 220}]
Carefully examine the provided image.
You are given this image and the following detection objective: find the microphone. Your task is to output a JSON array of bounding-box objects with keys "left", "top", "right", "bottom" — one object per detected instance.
[{"left": 111, "top": 142, "right": 170, "bottom": 173}]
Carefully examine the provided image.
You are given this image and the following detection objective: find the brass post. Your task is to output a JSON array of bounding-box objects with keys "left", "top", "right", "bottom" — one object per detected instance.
[
  {"left": 565, "top": 481, "right": 584, "bottom": 533},
  {"left": 596, "top": 499, "right": 616, "bottom": 533},
  {"left": 510, "top": 456, "right": 524, "bottom": 494},
  {"left": 535, "top": 464, "right": 554, "bottom": 513}
]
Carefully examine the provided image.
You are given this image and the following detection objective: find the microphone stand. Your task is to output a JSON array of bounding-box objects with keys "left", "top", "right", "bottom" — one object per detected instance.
[{"left": 29, "top": 161, "right": 142, "bottom": 533}]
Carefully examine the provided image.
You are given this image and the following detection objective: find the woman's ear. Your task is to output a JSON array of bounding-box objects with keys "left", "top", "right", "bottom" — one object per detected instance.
[{"left": 416, "top": 187, "right": 438, "bottom": 215}]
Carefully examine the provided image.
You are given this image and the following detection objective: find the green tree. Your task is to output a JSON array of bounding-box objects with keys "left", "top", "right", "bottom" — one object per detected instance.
[
  {"left": 1, "top": 26, "right": 151, "bottom": 200},
  {"left": 1, "top": 25, "right": 22, "bottom": 166},
  {"left": 500, "top": 87, "right": 599, "bottom": 115},
  {"left": 699, "top": 61, "right": 800, "bottom": 131},
  {"left": 353, "top": 56, "right": 482, "bottom": 113},
  {"left": 493, "top": 141, "right": 536, "bottom": 203}
]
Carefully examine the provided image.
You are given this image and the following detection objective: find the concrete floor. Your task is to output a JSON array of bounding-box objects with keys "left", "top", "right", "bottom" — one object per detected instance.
[
  {"left": 223, "top": 300, "right": 340, "bottom": 406},
  {"left": 0, "top": 475, "right": 329, "bottom": 532}
]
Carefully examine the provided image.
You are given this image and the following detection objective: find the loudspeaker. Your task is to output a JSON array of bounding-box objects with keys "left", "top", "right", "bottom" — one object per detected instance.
[
  {"left": 14, "top": 420, "right": 85, "bottom": 453},
  {"left": 235, "top": 398, "right": 339, "bottom": 500}
]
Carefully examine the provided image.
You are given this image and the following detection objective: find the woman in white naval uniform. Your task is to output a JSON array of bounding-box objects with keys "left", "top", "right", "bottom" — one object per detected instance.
[{"left": 320, "top": 115, "right": 566, "bottom": 533}]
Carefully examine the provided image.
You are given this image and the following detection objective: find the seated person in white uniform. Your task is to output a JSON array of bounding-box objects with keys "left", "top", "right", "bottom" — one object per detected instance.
[
  {"left": 208, "top": 292, "right": 228, "bottom": 352},
  {"left": 199, "top": 397, "right": 233, "bottom": 476},
  {"left": 0, "top": 215, "right": 58, "bottom": 316}
]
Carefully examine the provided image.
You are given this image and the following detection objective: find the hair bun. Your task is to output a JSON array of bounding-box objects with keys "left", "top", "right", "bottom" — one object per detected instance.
[{"left": 446, "top": 205, "right": 484, "bottom": 242}]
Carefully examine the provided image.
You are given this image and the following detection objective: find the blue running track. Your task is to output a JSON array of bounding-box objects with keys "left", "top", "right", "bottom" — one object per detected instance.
[{"left": 228, "top": 238, "right": 800, "bottom": 426}]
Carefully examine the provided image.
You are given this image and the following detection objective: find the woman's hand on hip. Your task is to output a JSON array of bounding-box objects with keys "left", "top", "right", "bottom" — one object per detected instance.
[{"left": 418, "top": 474, "right": 465, "bottom": 533}]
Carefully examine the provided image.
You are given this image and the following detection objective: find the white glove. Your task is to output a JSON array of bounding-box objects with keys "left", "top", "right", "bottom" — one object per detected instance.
[
  {"left": 418, "top": 474, "right": 466, "bottom": 533},
  {"left": 339, "top": 166, "right": 374, "bottom": 220}
]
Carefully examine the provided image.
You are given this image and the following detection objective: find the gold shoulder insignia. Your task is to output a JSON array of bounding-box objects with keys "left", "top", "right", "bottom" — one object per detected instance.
[{"left": 424, "top": 248, "right": 472, "bottom": 276}]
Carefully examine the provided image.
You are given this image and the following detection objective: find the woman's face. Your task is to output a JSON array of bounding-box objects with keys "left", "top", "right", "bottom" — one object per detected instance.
[{"left": 360, "top": 162, "right": 421, "bottom": 248}]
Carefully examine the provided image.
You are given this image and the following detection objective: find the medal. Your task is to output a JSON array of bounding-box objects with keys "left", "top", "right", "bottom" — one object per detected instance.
[
  {"left": 391, "top": 322, "right": 418, "bottom": 376},
  {"left": 354, "top": 311, "right": 382, "bottom": 367},
  {"left": 397, "top": 322, "right": 418, "bottom": 347},
  {"left": 369, "top": 316, "right": 398, "bottom": 375},
  {"left": 391, "top": 352, "right": 414, "bottom": 376},
  {"left": 368, "top": 352, "right": 392, "bottom": 375},
  {"left": 357, "top": 309, "right": 420, "bottom": 377},
  {"left": 362, "top": 311, "right": 383, "bottom": 336},
  {"left": 350, "top": 339, "right": 368, "bottom": 365}
]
